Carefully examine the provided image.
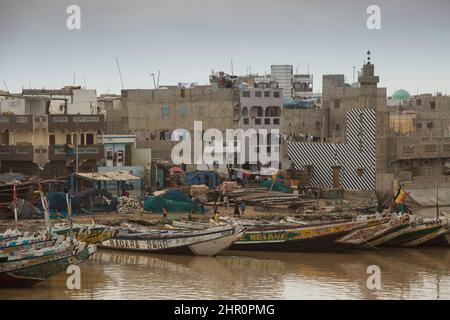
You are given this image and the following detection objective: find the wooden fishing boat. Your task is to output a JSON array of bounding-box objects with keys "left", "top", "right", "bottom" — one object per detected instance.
[
  {"left": 100, "top": 223, "right": 245, "bottom": 256},
  {"left": 229, "top": 219, "right": 374, "bottom": 252},
  {"left": 0, "top": 240, "right": 96, "bottom": 287},
  {"left": 53, "top": 223, "right": 114, "bottom": 244},
  {"left": 0, "top": 229, "right": 23, "bottom": 243},
  {"left": 0, "top": 232, "right": 63, "bottom": 255},
  {"left": 336, "top": 214, "right": 409, "bottom": 248},
  {"left": 383, "top": 217, "right": 447, "bottom": 247}
]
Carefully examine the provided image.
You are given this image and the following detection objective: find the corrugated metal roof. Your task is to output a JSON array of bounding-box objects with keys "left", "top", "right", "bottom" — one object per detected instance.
[{"left": 74, "top": 171, "right": 140, "bottom": 181}]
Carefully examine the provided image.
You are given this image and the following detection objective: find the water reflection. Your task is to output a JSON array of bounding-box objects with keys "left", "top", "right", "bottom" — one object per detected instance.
[{"left": 1, "top": 248, "right": 449, "bottom": 299}]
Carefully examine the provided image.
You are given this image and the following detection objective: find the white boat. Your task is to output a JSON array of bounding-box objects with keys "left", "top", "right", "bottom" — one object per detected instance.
[{"left": 99, "top": 222, "right": 245, "bottom": 256}]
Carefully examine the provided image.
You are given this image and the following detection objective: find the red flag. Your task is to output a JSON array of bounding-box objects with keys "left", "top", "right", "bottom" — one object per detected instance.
[{"left": 13, "top": 185, "right": 17, "bottom": 207}]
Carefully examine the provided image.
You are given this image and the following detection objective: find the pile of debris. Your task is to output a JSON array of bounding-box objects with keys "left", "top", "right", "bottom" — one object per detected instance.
[{"left": 117, "top": 197, "right": 144, "bottom": 214}]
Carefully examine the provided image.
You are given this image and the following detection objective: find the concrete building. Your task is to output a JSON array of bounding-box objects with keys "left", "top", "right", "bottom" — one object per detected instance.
[
  {"left": 239, "top": 87, "right": 284, "bottom": 170},
  {"left": 121, "top": 85, "right": 240, "bottom": 168},
  {"left": 387, "top": 93, "right": 450, "bottom": 182},
  {"left": 293, "top": 74, "right": 314, "bottom": 99},
  {"left": 287, "top": 53, "right": 392, "bottom": 191},
  {"left": 271, "top": 65, "right": 293, "bottom": 98},
  {"left": 0, "top": 87, "right": 104, "bottom": 179}
]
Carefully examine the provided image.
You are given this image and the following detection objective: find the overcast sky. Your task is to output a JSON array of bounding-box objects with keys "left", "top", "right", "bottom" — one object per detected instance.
[{"left": 1, "top": 0, "right": 449, "bottom": 96}]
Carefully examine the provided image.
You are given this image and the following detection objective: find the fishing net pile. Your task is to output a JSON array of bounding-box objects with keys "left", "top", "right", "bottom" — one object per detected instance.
[
  {"left": 143, "top": 189, "right": 202, "bottom": 213},
  {"left": 117, "top": 197, "right": 144, "bottom": 214}
]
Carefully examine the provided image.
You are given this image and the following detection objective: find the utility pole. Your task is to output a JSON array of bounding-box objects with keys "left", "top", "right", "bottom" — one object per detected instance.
[
  {"left": 115, "top": 56, "right": 124, "bottom": 89},
  {"left": 436, "top": 182, "right": 439, "bottom": 219},
  {"left": 157, "top": 70, "right": 160, "bottom": 88},
  {"left": 75, "top": 131, "right": 79, "bottom": 173},
  {"left": 150, "top": 73, "right": 157, "bottom": 89}
]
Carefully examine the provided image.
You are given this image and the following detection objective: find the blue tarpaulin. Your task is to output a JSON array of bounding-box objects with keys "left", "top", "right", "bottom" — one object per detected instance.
[{"left": 185, "top": 171, "right": 219, "bottom": 189}]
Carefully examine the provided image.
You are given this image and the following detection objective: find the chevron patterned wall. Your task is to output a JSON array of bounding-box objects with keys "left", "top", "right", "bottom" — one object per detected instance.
[{"left": 288, "top": 109, "right": 376, "bottom": 190}]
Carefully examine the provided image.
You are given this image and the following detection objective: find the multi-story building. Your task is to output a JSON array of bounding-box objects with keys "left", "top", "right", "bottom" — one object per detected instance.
[
  {"left": 271, "top": 65, "right": 293, "bottom": 98},
  {"left": 0, "top": 87, "right": 105, "bottom": 179},
  {"left": 239, "top": 87, "right": 283, "bottom": 170},
  {"left": 121, "top": 84, "right": 240, "bottom": 168},
  {"left": 293, "top": 74, "right": 314, "bottom": 99},
  {"left": 387, "top": 93, "right": 450, "bottom": 181}
]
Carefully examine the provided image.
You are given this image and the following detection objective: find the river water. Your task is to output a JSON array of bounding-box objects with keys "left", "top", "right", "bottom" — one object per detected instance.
[{"left": 1, "top": 248, "right": 450, "bottom": 300}]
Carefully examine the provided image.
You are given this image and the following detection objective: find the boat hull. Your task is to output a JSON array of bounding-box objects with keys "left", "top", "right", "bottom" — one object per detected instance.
[
  {"left": 99, "top": 225, "right": 244, "bottom": 256},
  {"left": 383, "top": 223, "right": 444, "bottom": 247},
  {"left": 230, "top": 221, "right": 366, "bottom": 252},
  {"left": 0, "top": 245, "right": 95, "bottom": 287}
]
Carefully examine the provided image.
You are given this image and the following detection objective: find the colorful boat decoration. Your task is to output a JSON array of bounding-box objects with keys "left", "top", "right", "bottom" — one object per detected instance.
[
  {"left": 100, "top": 223, "right": 245, "bottom": 256},
  {"left": 53, "top": 223, "right": 114, "bottom": 244},
  {"left": 337, "top": 214, "right": 409, "bottom": 248},
  {"left": 384, "top": 217, "right": 448, "bottom": 247},
  {"left": 0, "top": 233, "right": 63, "bottom": 255},
  {"left": 0, "top": 229, "right": 23, "bottom": 243},
  {"left": 229, "top": 219, "right": 372, "bottom": 252},
  {"left": 0, "top": 239, "right": 96, "bottom": 287}
]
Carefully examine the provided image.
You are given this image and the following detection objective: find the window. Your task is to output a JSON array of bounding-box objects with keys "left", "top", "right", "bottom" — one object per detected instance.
[
  {"left": 335, "top": 124, "right": 340, "bottom": 131},
  {"left": 425, "top": 145, "right": 436, "bottom": 152},
  {"left": 66, "top": 134, "right": 73, "bottom": 144},
  {"left": 273, "top": 118, "right": 280, "bottom": 125},
  {"left": 255, "top": 118, "right": 261, "bottom": 125},
  {"left": 315, "top": 121, "right": 320, "bottom": 130},
  {"left": 86, "top": 133, "right": 94, "bottom": 145},
  {"left": 264, "top": 118, "right": 270, "bottom": 125},
  {"left": 264, "top": 91, "right": 270, "bottom": 97},
  {"left": 80, "top": 134, "right": 85, "bottom": 145},
  {"left": 273, "top": 91, "right": 280, "bottom": 98},
  {"left": 160, "top": 130, "right": 168, "bottom": 140},
  {"left": 180, "top": 105, "right": 188, "bottom": 117},
  {"left": 444, "top": 145, "right": 450, "bottom": 152},
  {"left": 416, "top": 99, "right": 422, "bottom": 106},
  {"left": 255, "top": 91, "right": 262, "bottom": 97},
  {"left": 427, "top": 122, "right": 433, "bottom": 129},
  {"left": 162, "top": 105, "right": 170, "bottom": 117},
  {"left": 430, "top": 101, "right": 436, "bottom": 109},
  {"left": 49, "top": 135, "right": 55, "bottom": 146},
  {"left": 243, "top": 118, "right": 249, "bottom": 125},
  {"left": 334, "top": 101, "right": 340, "bottom": 109},
  {"left": 242, "top": 91, "right": 250, "bottom": 97},
  {"left": 416, "top": 123, "right": 422, "bottom": 129}
]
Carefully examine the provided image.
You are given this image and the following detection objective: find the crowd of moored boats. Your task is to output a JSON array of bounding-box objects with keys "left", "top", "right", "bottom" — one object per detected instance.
[{"left": 1, "top": 207, "right": 450, "bottom": 287}]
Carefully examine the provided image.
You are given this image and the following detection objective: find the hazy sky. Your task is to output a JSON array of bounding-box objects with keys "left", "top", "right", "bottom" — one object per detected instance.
[{"left": 1, "top": 0, "right": 449, "bottom": 96}]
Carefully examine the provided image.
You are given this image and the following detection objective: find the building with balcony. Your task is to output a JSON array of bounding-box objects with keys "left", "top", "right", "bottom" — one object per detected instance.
[
  {"left": 239, "top": 88, "right": 283, "bottom": 170},
  {"left": 0, "top": 87, "right": 105, "bottom": 179}
]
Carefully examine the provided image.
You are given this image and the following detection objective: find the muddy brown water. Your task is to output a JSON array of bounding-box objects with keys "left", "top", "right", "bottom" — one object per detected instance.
[{"left": 1, "top": 247, "right": 450, "bottom": 300}]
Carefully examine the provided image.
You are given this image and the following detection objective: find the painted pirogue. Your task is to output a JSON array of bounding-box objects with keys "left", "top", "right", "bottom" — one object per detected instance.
[
  {"left": 337, "top": 214, "right": 450, "bottom": 248},
  {"left": 229, "top": 218, "right": 381, "bottom": 252},
  {"left": 0, "top": 224, "right": 112, "bottom": 256},
  {"left": 383, "top": 216, "right": 449, "bottom": 247},
  {"left": 0, "top": 239, "right": 96, "bottom": 287},
  {"left": 100, "top": 222, "right": 245, "bottom": 256},
  {"left": 337, "top": 214, "right": 411, "bottom": 248},
  {"left": 0, "top": 232, "right": 62, "bottom": 255},
  {"left": 52, "top": 224, "right": 114, "bottom": 245}
]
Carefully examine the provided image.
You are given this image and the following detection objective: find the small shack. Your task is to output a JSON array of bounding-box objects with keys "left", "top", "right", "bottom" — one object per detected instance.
[
  {"left": 186, "top": 170, "right": 221, "bottom": 189},
  {"left": 71, "top": 171, "right": 143, "bottom": 197}
]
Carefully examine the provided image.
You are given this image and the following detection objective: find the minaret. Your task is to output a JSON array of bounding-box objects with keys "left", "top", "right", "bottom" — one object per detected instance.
[{"left": 358, "top": 51, "right": 379, "bottom": 109}]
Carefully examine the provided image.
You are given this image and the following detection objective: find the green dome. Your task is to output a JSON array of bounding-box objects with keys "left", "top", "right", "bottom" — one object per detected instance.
[{"left": 392, "top": 89, "right": 411, "bottom": 101}]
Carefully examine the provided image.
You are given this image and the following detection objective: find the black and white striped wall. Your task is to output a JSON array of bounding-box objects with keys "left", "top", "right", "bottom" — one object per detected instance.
[{"left": 288, "top": 109, "right": 376, "bottom": 190}]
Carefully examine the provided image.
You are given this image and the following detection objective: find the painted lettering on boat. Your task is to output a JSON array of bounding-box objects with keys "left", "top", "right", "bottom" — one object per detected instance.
[
  {"left": 146, "top": 240, "right": 168, "bottom": 250},
  {"left": 109, "top": 239, "right": 140, "bottom": 249},
  {"left": 249, "top": 232, "right": 288, "bottom": 241}
]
